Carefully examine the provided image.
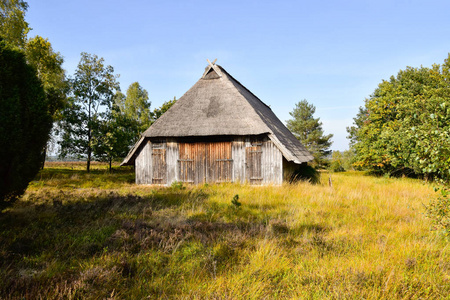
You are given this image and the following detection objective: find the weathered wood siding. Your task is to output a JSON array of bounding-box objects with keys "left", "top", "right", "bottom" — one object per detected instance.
[
  {"left": 177, "top": 141, "right": 232, "bottom": 184},
  {"left": 246, "top": 143, "right": 263, "bottom": 184},
  {"left": 207, "top": 142, "right": 233, "bottom": 183},
  {"left": 151, "top": 142, "right": 166, "bottom": 184},
  {"left": 178, "top": 142, "right": 205, "bottom": 184},
  {"left": 135, "top": 135, "right": 284, "bottom": 185},
  {"left": 166, "top": 139, "right": 179, "bottom": 184},
  {"left": 260, "top": 137, "right": 283, "bottom": 185},
  {"left": 135, "top": 141, "right": 151, "bottom": 184},
  {"left": 231, "top": 136, "right": 283, "bottom": 185}
]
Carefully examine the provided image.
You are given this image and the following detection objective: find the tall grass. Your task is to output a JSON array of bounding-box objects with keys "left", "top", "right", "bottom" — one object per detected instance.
[{"left": 0, "top": 163, "right": 447, "bottom": 299}]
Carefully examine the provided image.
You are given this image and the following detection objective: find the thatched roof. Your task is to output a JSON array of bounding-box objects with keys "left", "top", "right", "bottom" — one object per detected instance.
[{"left": 122, "top": 62, "right": 313, "bottom": 165}]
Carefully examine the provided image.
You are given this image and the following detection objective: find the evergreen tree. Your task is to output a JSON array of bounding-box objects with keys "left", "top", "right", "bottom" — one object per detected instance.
[
  {"left": 286, "top": 99, "right": 333, "bottom": 167},
  {"left": 0, "top": 39, "right": 52, "bottom": 207}
]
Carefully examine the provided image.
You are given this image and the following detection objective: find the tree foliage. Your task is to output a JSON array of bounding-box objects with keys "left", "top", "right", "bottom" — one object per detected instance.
[
  {"left": 0, "top": 40, "right": 52, "bottom": 207},
  {"left": 115, "top": 82, "right": 151, "bottom": 133},
  {"left": 286, "top": 99, "right": 333, "bottom": 167},
  {"left": 25, "top": 35, "right": 67, "bottom": 119},
  {"left": 58, "top": 53, "right": 119, "bottom": 172},
  {"left": 152, "top": 97, "right": 177, "bottom": 120},
  {"left": 329, "top": 150, "right": 355, "bottom": 172},
  {"left": 25, "top": 36, "right": 67, "bottom": 165},
  {"left": 348, "top": 54, "right": 450, "bottom": 180},
  {"left": 114, "top": 90, "right": 177, "bottom": 147},
  {"left": 2, "top": 1, "right": 67, "bottom": 166},
  {"left": 92, "top": 104, "right": 139, "bottom": 172},
  {"left": 0, "top": 0, "right": 29, "bottom": 48}
]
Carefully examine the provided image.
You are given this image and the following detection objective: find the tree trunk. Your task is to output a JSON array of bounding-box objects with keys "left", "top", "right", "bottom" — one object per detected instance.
[
  {"left": 109, "top": 157, "right": 112, "bottom": 173},
  {"left": 87, "top": 97, "right": 91, "bottom": 173},
  {"left": 41, "top": 145, "right": 47, "bottom": 170},
  {"left": 87, "top": 150, "right": 91, "bottom": 173}
]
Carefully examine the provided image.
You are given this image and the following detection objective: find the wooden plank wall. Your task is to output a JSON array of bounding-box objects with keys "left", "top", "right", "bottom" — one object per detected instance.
[
  {"left": 260, "top": 137, "right": 283, "bottom": 185},
  {"left": 177, "top": 142, "right": 232, "bottom": 184},
  {"left": 136, "top": 136, "right": 283, "bottom": 185},
  {"left": 135, "top": 141, "right": 151, "bottom": 184},
  {"left": 206, "top": 142, "right": 233, "bottom": 183},
  {"left": 178, "top": 142, "right": 205, "bottom": 184},
  {"left": 231, "top": 139, "right": 245, "bottom": 182},
  {"left": 166, "top": 139, "right": 179, "bottom": 184},
  {"left": 135, "top": 139, "right": 178, "bottom": 185},
  {"left": 231, "top": 136, "right": 283, "bottom": 185}
]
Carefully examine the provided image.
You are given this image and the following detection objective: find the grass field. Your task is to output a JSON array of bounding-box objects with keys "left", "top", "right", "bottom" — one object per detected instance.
[{"left": 1, "top": 162, "right": 449, "bottom": 299}]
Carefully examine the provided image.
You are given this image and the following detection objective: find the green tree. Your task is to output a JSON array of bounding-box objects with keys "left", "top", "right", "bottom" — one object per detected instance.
[
  {"left": 329, "top": 149, "right": 355, "bottom": 172},
  {"left": 152, "top": 97, "right": 177, "bottom": 120},
  {"left": 25, "top": 36, "right": 67, "bottom": 165},
  {"left": 115, "top": 92, "right": 177, "bottom": 147},
  {"left": 0, "top": 39, "right": 52, "bottom": 208},
  {"left": 92, "top": 104, "right": 139, "bottom": 172},
  {"left": 347, "top": 57, "right": 450, "bottom": 179},
  {"left": 286, "top": 99, "right": 333, "bottom": 167},
  {"left": 115, "top": 82, "right": 151, "bottom": 133},
  {"left": 58, "top": 53, "right": 119, "bottom": 172},
  {"left": 25, "top": 35, "right": 66, "bottom": 118},
  {"left": 0, "top": 0, "right": 29, "bottom": 48}
]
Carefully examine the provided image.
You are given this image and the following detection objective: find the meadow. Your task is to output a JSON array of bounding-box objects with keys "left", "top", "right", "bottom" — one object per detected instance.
[{"left": 1, "top": 162, "right": 449, "bottom": 299}]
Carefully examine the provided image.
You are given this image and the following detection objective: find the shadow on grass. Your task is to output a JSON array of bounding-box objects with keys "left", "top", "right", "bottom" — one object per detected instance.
[
  {"left": 34, "top": 166, "right": 136, "bottom": 185},
  {"left": 0, "top": 189, "right": 199, "bottom": 260},
  {"left": 288, "top": 164, "right": 321, "bottom": 184},
  {"left": 0, "top": 185, "right": 329, "bottom": 298}
]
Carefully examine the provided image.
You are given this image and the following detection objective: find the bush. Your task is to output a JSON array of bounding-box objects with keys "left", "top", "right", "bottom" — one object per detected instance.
[
  {"left": 0, "top": 39, "right": 52, "bottom": 209},
  {"left": 329, "top": 150, "right": 356, "bottom": 172},
  {"left": 426, "top": 186, "right": 450, "bottom": 235}
]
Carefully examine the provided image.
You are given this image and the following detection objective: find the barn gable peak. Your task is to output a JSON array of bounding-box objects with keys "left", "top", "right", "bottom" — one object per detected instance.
[{"left": 202, "top": 58, "right": 222, "bottom": 79}]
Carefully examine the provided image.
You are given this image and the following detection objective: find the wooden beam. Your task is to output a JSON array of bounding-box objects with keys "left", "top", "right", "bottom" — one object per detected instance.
[
  {"left": 205, "top": 58, "right": 222, "bottom": 78},
  {"left": 202, "top": 59, "right": 222, "bottom": 79}
]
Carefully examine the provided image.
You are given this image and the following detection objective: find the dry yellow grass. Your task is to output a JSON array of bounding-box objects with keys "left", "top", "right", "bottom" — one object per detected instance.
[{"left": 1, "top": 164, "right": 448, "bottom": 299}]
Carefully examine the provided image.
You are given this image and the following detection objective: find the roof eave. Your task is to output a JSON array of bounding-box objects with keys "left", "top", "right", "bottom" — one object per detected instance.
[
  {"left": 267, "top": 133, "right": 314, "bottom": 164},
  {"left": 121, "top": 136, "right": 145, "bottom": 166}
]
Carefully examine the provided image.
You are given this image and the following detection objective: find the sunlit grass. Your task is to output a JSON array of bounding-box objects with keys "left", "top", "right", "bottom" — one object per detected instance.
[{"left": 1, "top": 163, "right": 448, "bottom": 299}]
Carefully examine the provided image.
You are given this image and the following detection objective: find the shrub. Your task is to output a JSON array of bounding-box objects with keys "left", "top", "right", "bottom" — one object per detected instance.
[{"left": 426, "top": 186, "right": 450, "bottom": 235}]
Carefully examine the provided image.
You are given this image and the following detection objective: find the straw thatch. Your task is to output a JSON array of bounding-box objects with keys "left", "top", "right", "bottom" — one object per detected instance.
[{"left": 122, "top": 63, "right": 313, "bottom": 165}]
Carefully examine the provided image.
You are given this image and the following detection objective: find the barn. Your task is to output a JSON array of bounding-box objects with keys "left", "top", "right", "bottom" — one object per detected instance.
[{"left": 121, "top": 60, "right": 313, "bottom": 185}]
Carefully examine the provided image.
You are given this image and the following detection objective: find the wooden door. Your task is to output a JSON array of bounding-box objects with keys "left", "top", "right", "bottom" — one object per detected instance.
[
  {"left": 207, "top": 142, "right": 232, "bottom": 183},
  {"left": 246, "top": 142, "right": 262, "bottom": 184},
  {"left": 152, "top": 143, "right": 166, "bottom": 184},
  {"left": 178, "top": 142, "right": 233, "bottom": 184},
  {"left": 178, "top": 143, "right": 206, "bottom": 184}
]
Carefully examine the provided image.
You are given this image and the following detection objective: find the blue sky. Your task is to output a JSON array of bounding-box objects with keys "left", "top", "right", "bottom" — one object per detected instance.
[{"left": 26, "top": 0, "right": 450, "bottom": 150}]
